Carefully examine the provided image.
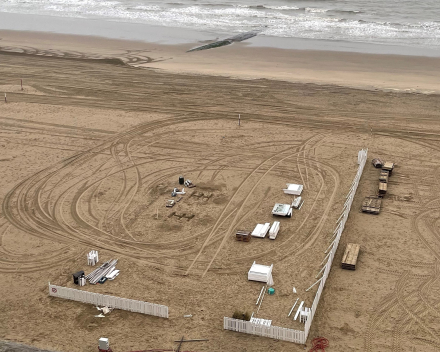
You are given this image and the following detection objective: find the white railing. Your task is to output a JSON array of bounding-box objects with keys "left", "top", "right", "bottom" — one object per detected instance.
[
  {"left": 223, "top": 149, "right": 368, "bottom": 344},
  {"left": 304, "top": 149, "right": 367, "bottom": 338},
  {"left": 49, "top": 283, "right": 168, "bottom": 318},
  {"left": 223, "top": 317, "right": 305, "bottom": 344}
]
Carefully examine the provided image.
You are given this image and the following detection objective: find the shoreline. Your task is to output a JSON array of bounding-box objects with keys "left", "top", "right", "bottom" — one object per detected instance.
[
  {"left": 1, "top": 12, "right": 440, "bottom": 57},
  {"left": 1, "top": 27, "right": 440, "bottom": 94}
]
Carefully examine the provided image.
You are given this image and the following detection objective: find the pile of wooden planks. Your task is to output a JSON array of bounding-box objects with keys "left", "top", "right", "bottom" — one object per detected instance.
[
  {"left": 378, "top": 182, "right": 387, "bottom": 196},
  {"left": 382, "top": 161, "right": 395, "bottom": 175},
  {"left": 379, "top": 170, "right": 389, "bottom": 183},
  {"left": 361, "top": 196, "right": 382, "bottom": 214},
  {"left": 341, "top": 243, "right": 360, "bottom": 270},
  {"left": 236, "top": 230, "right": 251, "bottom": 242}
]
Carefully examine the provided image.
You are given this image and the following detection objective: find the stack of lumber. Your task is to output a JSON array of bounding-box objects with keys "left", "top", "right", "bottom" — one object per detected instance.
[
  {"left": 361, "top": 196, "right": 382, "bottom": 214},
  {"left": 379, "top": 170, "right": 389, "bottom": 183},
  {"left": 251, "top": 223, "right": 270, "bottom": 238},
  {"left": 269, "top": 221, "right": 280, "bottom": 240},
  {"left": 341, "top": 243, "right": 360, "bottom": 270},
  {"left": 382, "top": 162, "right": 395, "bottom": 175},
  {"left": 86, "top": 259, "right": 118, "bottom": 284},
  {"left": 282, "top": 183, "right": 303, "bottom": 195},
  {"left": 236, "top": 230, "right": 251, "bottom": 242},
  {"left": 378, "top": 182, "right": 387, "bottom": 196}
]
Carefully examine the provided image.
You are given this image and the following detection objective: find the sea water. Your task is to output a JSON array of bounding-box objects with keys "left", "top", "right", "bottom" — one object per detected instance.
[{"left": 0, "top": 0, "right": 439, "bottom": 51}]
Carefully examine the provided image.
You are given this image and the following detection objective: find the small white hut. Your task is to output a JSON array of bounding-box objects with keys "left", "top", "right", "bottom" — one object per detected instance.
[{"left": 248, "top": 262, "right": 274, "bottom": 285}]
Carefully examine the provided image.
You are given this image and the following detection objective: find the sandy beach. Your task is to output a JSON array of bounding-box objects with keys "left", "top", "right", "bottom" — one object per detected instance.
[{"left": 1, "top": 28, "right": 440, "bottom": 352}]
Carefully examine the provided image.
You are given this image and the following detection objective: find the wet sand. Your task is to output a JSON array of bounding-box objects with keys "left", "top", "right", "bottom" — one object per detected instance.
[{"left": 1, "top": 29, "right": 440, "bottom": 94}]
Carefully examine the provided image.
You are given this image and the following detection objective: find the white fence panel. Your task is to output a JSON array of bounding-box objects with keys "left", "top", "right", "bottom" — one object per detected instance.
[
  {"left": 223, "top": 317, "right": 306, "bottom": 344},
  {"left": 224, "top": 150, "right": 367, "bottom": 345},
  {"left": 48, "top": 283, "right": 168, "bottom": 318},
  {"left": 304, "top": 149, "right": 367, "bottom": 340}
]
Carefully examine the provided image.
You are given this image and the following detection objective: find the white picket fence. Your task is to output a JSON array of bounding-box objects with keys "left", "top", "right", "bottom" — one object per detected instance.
[
  {"left": 223, "top": 317, "right": 305, "bottom": 343},
  {"left": 304, "top": 148, "right": 367, "bottom": 338},
  {"left": 223, "top": 149, "right": 368, "bottom": 344},
  {"left": 48, "top": 283, "right": 168, "bottom": 318}
]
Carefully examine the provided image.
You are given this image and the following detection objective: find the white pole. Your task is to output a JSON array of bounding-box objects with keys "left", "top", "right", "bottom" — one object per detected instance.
[
  {"left": 320, "top": 250, "right": 332, "bottom": 266},
  {"left": 305, "top": 277, "right": 323, "bottom": 292},
  {"left": 324, "top": 239, "right": 336, "bottom": 253},
  {"left": 315, "top": 263, "right": 326, "bottom": 279},
  {"left": 288, "top": 298, "right": 299, "bottom": 317},
  {"left": 256, "top": 289, "right": 266, "bottom": 314},
  {"left": 238, "top": 114, "right": 241, "bottom": 126},
  {"left": 294, "top": 301, "right": 304, "bottom": 320},
  {"left": 256, "top": 286, "right": 265, "bottom": 305}
]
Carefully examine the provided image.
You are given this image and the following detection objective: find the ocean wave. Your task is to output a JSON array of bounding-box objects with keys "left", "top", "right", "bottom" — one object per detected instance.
[
  {"left": 0, "top": 0, "right": 439, "bottom": 48},
  {"left": 248, "top": 5, "right": 300, "bottom": 11}
]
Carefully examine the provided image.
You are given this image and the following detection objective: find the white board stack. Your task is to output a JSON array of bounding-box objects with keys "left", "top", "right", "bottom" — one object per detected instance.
[
  {"left": 106, "top": 269, "right": 120, "bottom": 280},
  {"left": 87, "top": 250, "right": 99, "bottom": 266},
  {"left": 269, "top": 221, "right": 280, "bottom": 240},
  {"left": 283, "top": 183, "right": 303, "bottom": 196},
  {"left": 251, "top": 223, "right": 271, "bottom": 238},
  {"left": 250, "top": 317, "right": 272, "bottom": 327},
  {"left": 248, "top": 262, "right": 273, "bottom": 284},
  {"left": 292, "top": 197, "right": 302, "bottom": 209}
]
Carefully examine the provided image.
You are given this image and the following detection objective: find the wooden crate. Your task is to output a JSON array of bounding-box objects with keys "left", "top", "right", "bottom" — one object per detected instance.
[
  {"left": 378, "top": 182, "right": 387, "bottom": 196},
  {"left": 342, "top": 243, "right": 360, "bottom": 270},
  {"left": 236, "top": 230, "right": 251, "bottom": 242},
  {"left": 379, "top": 170, "right": 389, "bottom": 183},
  {"left": 372, "top": 158, "right": 383, "bottom": 168},
  {"left": 361, "top": 196, "right": 382, "bottom": 214},
  {"left": 382, "top": 162, "right": 394, "bottom": 175}
]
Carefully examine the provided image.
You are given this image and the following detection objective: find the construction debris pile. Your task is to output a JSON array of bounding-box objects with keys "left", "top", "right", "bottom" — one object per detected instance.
[{"left": 166, "top": 176, "right": 195, "bottom": 208}]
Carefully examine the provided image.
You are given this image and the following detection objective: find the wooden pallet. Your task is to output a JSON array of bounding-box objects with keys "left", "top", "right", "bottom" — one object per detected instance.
[
  {"left": 379, "top": 170, "right": 389, "bottom": 183},
  {"left": 382, "top": 162, "right": 394, "bottom": 173},
  {"left": 378, "top": 182, "right": 387, "bottom": 196},
  {"left": 361, "top": 196, "right": 382, "bottom": 214},
  {"left": 236, "top": 230, "right": 251, "bottom": 242},
  {"left": 341, "top": 243, "right": 360, "bottom": 270}
]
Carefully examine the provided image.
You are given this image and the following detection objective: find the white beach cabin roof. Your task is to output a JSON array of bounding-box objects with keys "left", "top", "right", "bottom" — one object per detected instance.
[
  {"left": 283, "top": 183, "right": 303, "bottom": 195},
  {"left": 248, "top": 262, "right": 274, "bottom": 284}
]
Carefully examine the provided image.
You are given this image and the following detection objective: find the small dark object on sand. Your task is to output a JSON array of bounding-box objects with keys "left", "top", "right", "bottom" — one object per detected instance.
[{"left": 187, "top": 30, "right": 261, "bottom": 52}]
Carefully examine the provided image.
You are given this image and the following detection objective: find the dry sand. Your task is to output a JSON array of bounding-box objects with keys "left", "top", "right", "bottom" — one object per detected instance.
[{"left": 0, "top": 32, "right": 440, "bottom": 352}]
